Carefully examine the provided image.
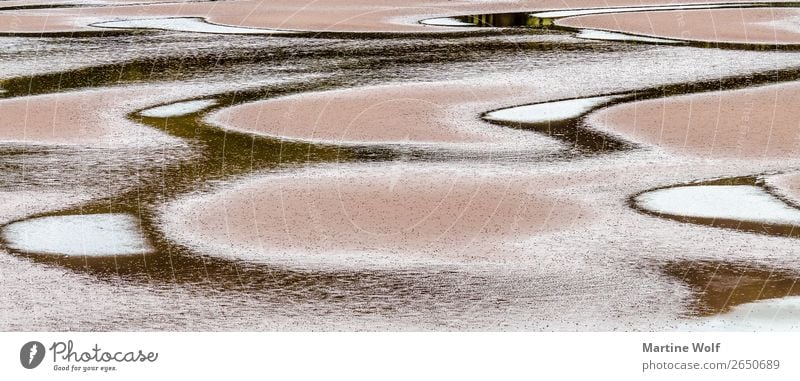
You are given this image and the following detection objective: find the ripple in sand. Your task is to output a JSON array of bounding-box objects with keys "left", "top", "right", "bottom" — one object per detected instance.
[
  {"left": 635, "top": 185, "right": 800, "bottom": 226},
  {"left": 140, "top": 99, "right": 217, "bottom": 118},
  {"left": 2, "top": 213, "right": 152, "bottom": 256},
  {"left": 91, "top": 17, "right": 297, "bottom": 35},
  {"left": 483, "top": 95, "right": 618, "bottom": 124}
]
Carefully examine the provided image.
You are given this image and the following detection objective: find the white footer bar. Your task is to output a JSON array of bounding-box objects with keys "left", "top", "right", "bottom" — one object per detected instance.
[{"left": 0, "top": 332, "right": 795, "bottom": 380}]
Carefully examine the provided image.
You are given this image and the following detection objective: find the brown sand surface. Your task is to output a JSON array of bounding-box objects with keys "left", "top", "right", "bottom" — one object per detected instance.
[
  {"left": 160, "top": 164, "right": 590, "bottom": 266},
  {"left": 207, "top": 81, "right": 559, "bottom": 148},
  {"left": 587, "top": 81, "right": 800, "bottom": 158},
  {"left": 558, "top": 8, "right": 800, "bottom": 45},
  {"left": 0, "top": 85, "right": 198, "bottom": 146},
  {"left": 0, "top": 0, "right": 173, "bottom": 7},
  {"left": 1, "top": 0, "right": 793, "bottom": 34},
  {"left": 160, "top": 155, "right": 800, "bottom": 271}
]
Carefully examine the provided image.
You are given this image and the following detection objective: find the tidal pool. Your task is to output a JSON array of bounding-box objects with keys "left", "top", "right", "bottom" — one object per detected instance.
[
  {"left": 664, "top": 260, "right": 800, "bottom": 317},
  {"left": 140, "top": 99, "right": 218, "bottom": 118},
  {"left": 4, "top": 1, "right": 800, "bottom": 330},
  {"left": 91, "top": 17, "right": 298, "bottom": 35},
  {"left": 2, "top": 213, "right": 152, "bottom": 256},
  {"left": 688, "top": 296, "right": 800, "bottom": 330},
  {"left": 634, "top": 185, "right": 800, "bottom": 227},
  {"left": 424, "top": 2, "right": 800, "bottom": 49},
  {"left": 483, "top": 95, "right": 620, "bottom": 124},
  {"left": 574, "top": 29, "right": 680, "bottom": 44}
]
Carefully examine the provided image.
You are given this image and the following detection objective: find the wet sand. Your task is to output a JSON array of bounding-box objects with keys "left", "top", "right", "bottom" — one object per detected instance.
[
  {"left": 0, "top": 88, "right": 158, "bottom": 146},
  {"left": 558, "top": 7, "right": 800, "bottom": 45},
  {"left": 587, "top": 81, "right": 800, "bottom": 158},
  {"left": 687, "top": 296, "right": 800, "bottom": 330},
  {"left": 207, "top": 81, "right": 563, "bottom": 150},
  {"left": 766, "top": 172, "right": 800, "bottom": 205},
  {"left": 155, "top": 154, "right": 800, "bottom": 328},
  {"left": 0, "top": 84, "right": 221, "bottom": 147},
  {"left": 6, "top": 1, "right": 800, "bottom": 331},
  {"left": 0, "top": 0, "right": 791, "bottom": 34},
  {"left": 160, "top": 164, "right": 590, "bottom": 268}
]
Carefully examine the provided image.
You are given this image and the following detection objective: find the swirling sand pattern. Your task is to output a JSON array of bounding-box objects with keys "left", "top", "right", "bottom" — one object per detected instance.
[{"left": 1, "top": 0, "right": 800, "bottom": 330}]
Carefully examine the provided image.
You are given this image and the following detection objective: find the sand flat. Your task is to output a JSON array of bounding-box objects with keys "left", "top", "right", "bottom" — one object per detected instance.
[
  {"left": 159, "top": 164, "right": 590, "bottom": 268},
  {"left": 206, "top": 81, "right": 563, "bottom": 150},
  {"left": 587, "top": 81, "right": 800, "bottom": 158},
  {"left": 1, "top": 0, "right": 792, "bottom": 34},
  {"left": 557, "top": 8, "right": 800, "bottom": 45},
  {"left": 0, "top": 85, "right": 208, "bottom": 147}
]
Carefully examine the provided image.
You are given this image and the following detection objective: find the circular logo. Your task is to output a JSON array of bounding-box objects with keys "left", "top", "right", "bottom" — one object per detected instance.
[{"left": 20, "top": 341, "right": 45, "bottom": 369}]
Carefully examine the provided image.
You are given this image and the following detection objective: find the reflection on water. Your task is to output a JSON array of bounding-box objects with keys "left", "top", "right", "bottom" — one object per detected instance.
[
  {"left": 90, "top": 17, "right": 298, "bottom": 35},
  {"left": 482, "top": 95, "right": 630, "bottom": 153},
  {"left": 2, "top": 213, "right": 152, "bottom": 257},
  {"left": 1, "top": 33, "right": 595, "bottom": 295},
  {"left": 664, "top": 260, "right": 800, "bottom": 316},
  {"left": 3, "top": 21, "right": 800, "bottom": 328},
  {"left": 420, "top": 13, "right": 555, "bottom": 30},
  {"left": 457, "top": 13, "right": 554, "bottom": 29},
  {"left": 425, "top": 2, "right": 800, "bottom": 49},
  {"left": 140, "top": 99, "right": 218, "bottom": 117},
  {"left": 481, "top": 65, "right": 800, "bottom": 154}
]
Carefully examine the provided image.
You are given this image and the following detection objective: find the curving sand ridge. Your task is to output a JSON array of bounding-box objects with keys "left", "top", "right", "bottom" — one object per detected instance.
[
  {"left": 586, "top": 81, "right": 800, "bottom": 159},
  {"left": 557, "top": 8, "right": 800, "bottom": 45},
  {"left": 0, "top": 84, "right": 218, "bottom": 147},
  {"left": 160, "top": 164, "right": 590, "bottom": 268},
  {"left": 207, "top": 81, "right": 564, "bottom": 150},
  {"left": 766, "top": 172, "right": 800, "bottom": 205},
  {"left": 0, "top": 0, "right": 795, "bottom": 34}
]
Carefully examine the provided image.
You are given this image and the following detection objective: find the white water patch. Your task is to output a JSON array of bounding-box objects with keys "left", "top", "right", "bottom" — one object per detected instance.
[
  {"left": 419, "top": 17, "right": 475, "bottom": 27},
  {"left": 533, "top": 3, "right": 749, "bottom": 19},
  {"left": 91, "top": 17, "right": 297, "bottom": 35},
  {"left": 140, "top": 99, "right": 217, "bottom": 118},
  {"left": 483, "top": 95, "right": 618, "bottom": 124},
  {"left": 635, "top": 185, "right": 800, "bottom": 226},
  {"left": 2, "top": 213, "right": 152, "bottom": 256},
  {"left": 685, "top": 296, "right": 800, "bottom": 331},
  {"left": 575, "top": 29, "right": 681, "bottom": 44}
]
